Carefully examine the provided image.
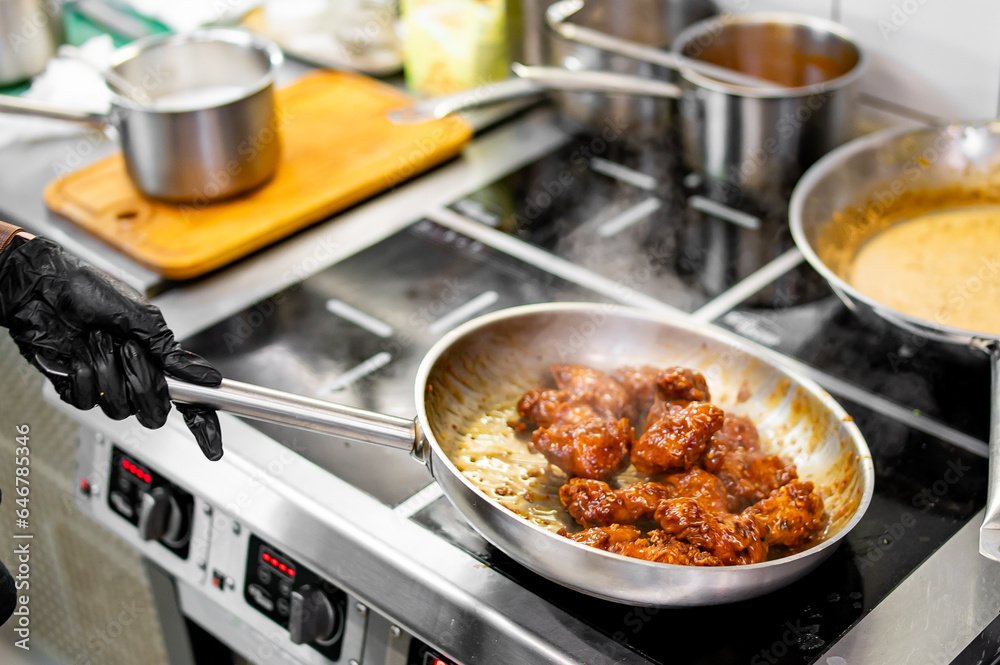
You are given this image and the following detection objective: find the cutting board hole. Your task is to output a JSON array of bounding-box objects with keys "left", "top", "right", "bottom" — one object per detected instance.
[{"left": 117, "top": 210, "right": 139, "bottom": 220}]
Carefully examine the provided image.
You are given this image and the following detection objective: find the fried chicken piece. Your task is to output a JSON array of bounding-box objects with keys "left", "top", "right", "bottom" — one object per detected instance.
[
  {"left": 533, "top": 418, "right": 633, "bottom": 481},
  {"left": 715, "top": 450, "right": 798, "bottom": 512},
  {"left": 611, "top": 365, "right": 663, "bottom": 413},
  {"left": 745, "top": 480, "right": 825, "bottom": 548},
  {"left": 516, "top": 388, "right": 610, "bottom": 428},
  {"left": 661, "top": 468, "right": 731, "bottom": 514},
  {"left": 655, "top": 498, "right": 768, "bottom": 565},
  {"left": 702, "top": 414, "right": 761, "bottom": 472},
  {"left": 611, "top": 535, "right": 723, "bottom": 566},
  {"left": 642, "top": 530, "right": 724, "bottom": 566},
  {"left": 551, "top": 364, "right": 634, "bottom": 421},
  {"left": 560, "top": 478, "right": 672, "bottom": 527},
  {"left": 613, "top": 365, "right": 711, "bottom": 418},
  {"left": 561, "top": 524, "right": 642, "bottom": 550},
  {"left": 656, "top": 367, "right": 711, "bottom": 403},
  {"left": 699, "top": 414, "right": 794, "bottom": 511},
  {"left": 632, "top": 402, "right": 725, "bottom": 474}
]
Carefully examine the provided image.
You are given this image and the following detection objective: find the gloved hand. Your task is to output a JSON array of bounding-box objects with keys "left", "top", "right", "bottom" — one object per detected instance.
[{"left": 0, "top": 238, "right": 224, "bottom": 460}]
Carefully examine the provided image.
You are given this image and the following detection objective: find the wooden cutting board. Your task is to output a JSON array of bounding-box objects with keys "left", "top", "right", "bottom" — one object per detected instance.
[{"left": 44, "top": 70, "right": 472, "bottom": 280}]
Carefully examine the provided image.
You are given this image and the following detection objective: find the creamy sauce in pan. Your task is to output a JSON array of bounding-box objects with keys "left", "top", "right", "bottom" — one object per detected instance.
[{"left": 847, "top": 206, "right": 1000, "bottom": 335}]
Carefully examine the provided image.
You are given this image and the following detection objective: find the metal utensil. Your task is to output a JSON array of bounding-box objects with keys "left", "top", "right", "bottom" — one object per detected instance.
[
  {"left": 546, "top": 0, "right": 779, "bottom": 89},
  {"left": 0, "top": 29, "right": 284, "bottom": 203},
  {"left": 389, "top": 64, "right": 682, "bottom": 123},
  {"left": 46, "top": 303, "right": 874, "bottom": 606},
  {"left": 789, "top": 122, "right": 1000, "bottom": 561},
  {"left": 0, "top": 0, "right": 63, "bottom": 85}
]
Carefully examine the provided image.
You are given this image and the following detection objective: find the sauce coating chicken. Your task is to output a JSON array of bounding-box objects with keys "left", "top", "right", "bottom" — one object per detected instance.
[
  {"left": 559, "top": 478, "right": 672, "bottom": 527},
  {"left": 517, "top": 388, "right": 610, "bottom": 428},
  {"left": 515, "top": 363, "right": 826, "bottom": 567},
  {"left": 662, "top": 468, "right": 731, "bottom": 514},
  {"left": 561, "top": 524, "right": 642, "bottom": 549},
  {"left": 612, "top": 533, "right": 723, "bottom": 566},
  {"left": 561, "top": 524, "right": 722, "bottom": 566},
  {"left": 702, "top": 415, "right": 797, "bottom": 511},
  {"left": 655, "top": 498, "right": 768, "bottom": 565},
  {"left": 745, "top": 480, "right": 825, "bottom": 547},
  {"left": 613, "top": 366, "right": 711, "bottom": 419},
  {"left": 551, "top": 364, "right": 634, "bottom": 422},
  {"left": 532, "top": 418, "right": 633, "bottom": 481},
  {"left": 632, "top": 402, "right": 725, "bottom": 474},
  {"left": 517, "top": 384, "right": 633, "bottom": 481}
]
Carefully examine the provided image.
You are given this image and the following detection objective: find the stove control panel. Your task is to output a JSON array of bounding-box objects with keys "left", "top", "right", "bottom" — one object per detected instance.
[
  {"left": 108, "top": 446, "right": 194, "bottom": 560},
  {"left": 244, "top": 533, "right": 347, "bottom": 660}
]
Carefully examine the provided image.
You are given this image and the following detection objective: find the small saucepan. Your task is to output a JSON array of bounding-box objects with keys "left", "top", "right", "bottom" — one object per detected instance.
[
  {"left": 0, "top": 29, "right": 284, "bottom": 203},
  {"left": 789, "top": 122, "right": 1000, "bottom": 561}
]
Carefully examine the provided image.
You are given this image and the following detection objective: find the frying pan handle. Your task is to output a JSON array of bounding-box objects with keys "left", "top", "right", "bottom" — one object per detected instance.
[
  {"left": 545, "top": 0, "right": 778, "bottom": 89},
  {"left": 980, "top": 343, "right": 1000, "bottom": 560},
  {"left": 0, "top": 95, "right": 110, "bottom": 128},
  {"left": 165, "top": 378, "right": 422, "bottom": 456},
  {"left": 388, "top": 64, "right": 683, "bottom": 124}
]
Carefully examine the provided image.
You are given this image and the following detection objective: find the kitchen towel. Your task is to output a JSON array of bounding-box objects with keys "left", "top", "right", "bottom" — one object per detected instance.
[{"left": 0, "top": 35, "right": 114, "bottom": 150}]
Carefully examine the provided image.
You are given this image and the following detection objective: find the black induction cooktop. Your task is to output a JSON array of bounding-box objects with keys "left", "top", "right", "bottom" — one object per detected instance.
[{"left": 184, "top": 133, "right": 991, "bottom": 665}]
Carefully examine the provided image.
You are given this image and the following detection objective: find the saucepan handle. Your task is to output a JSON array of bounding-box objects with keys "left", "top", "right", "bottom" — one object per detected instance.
[
  {"left": 980, "top": 343, "right": 1000, "bottom": 560},
  {"left": 166, "top": 377, "right": 421, "bottom": 455},
  {"left": 0, "top": 95, "right": 110, "bottom": 128},
  {"left": 388, "top": 64, "right": 683, "bottom": 124},
  {"left": 545, "top": 0, "right": 778, "bottom": 89}
]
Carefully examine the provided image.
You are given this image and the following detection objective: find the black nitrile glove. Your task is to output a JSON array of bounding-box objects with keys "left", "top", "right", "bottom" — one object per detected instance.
[{"left": 0, "top": 238, "right": 224, "bottom": 460}]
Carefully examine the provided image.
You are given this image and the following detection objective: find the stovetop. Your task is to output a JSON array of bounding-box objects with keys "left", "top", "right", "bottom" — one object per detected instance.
[
  {"left": 183, "top": 218, "right": 611, "bottom": 506},
  {"left": 183, "top": 133, "right": 990, "bottom": 665}
]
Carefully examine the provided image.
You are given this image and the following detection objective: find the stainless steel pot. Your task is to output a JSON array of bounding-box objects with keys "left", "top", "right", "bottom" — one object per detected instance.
[
  {"left": 66, "top": 303, "right": 873, "bottom": 606},
  {"left": 396, "top": 12, "right": 864, "bottom": 209},
  {"left": 546, "top": 0, "right": 717, "bottom": 138},
  {"left": 0, "top": 0, "right": 63, "bottom": 86},
  {"left": 789, "top": 122, "right": 1000, "bottom": 562},
  {"left": 673, "top": 13, "right": 864, "bottom": 207},
  {"left": 0, "top": 29, "right": 283, "bottom": 203}
]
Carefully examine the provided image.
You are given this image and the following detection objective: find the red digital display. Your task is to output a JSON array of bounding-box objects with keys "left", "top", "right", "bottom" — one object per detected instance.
[
  {"left": 261, "top": 550, "right": 296, "bottom": 578},
  {"left": 121, "top": 459, "right": 151, "bottom": 483}
]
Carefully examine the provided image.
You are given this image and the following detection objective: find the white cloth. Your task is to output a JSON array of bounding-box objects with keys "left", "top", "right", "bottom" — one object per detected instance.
[
  {"left": 121, "top": 0, "right": 260, "bottom": 32},
  {"left": 0, "top": 35, "right": 115, "bottom": 150}
]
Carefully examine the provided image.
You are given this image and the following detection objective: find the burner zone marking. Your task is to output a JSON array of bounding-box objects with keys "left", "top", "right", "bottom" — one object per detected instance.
[
  {"left": 597, "top": 197, "right": 662, "bottom": 238},
  {"left": 689, "top": 195, "right": 762, "bottom": 230},
  {"left": 319, "top": 352, "right": 393, "bottom": 393},
  {"left": 589, "top": 157, "right": 658, "bottom": 191},
  {"left": 325, "top": 299, "right": 394, "bottom": 338},
  {"left": 428, "top": 291, "right": 499, "bottom": 335}
]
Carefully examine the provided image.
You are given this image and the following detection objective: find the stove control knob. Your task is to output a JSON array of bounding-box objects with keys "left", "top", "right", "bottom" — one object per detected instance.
[
  {"left": 289, "top": 585, "right": 337, "bottom": 645},
  {"left": 137, "top": 487, "right": 184, "bottom": 544}
]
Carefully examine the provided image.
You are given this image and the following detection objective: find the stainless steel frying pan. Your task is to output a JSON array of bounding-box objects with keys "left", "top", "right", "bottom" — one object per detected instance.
[
  {"left": 104, "top": 303, "right": 874, "bottom": 605},
  {"left": 789, "top": 122, "right": 1000, "bottom": 561}
]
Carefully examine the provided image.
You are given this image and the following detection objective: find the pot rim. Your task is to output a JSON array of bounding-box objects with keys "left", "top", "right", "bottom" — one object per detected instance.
[
  {"left": 105, "top": 28, "right": 284, "bottom": 113},
  {"left": 671, "top": 11, "right": 866, "bottom": 99}
]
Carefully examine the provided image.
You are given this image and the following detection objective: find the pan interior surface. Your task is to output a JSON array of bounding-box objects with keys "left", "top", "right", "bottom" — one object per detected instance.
[
  {"left": 418, "top": 305, "right": 871, "bottom": 605},
  {"left": 795, "top": 122, "right": 1000, "bottom": 342}
]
